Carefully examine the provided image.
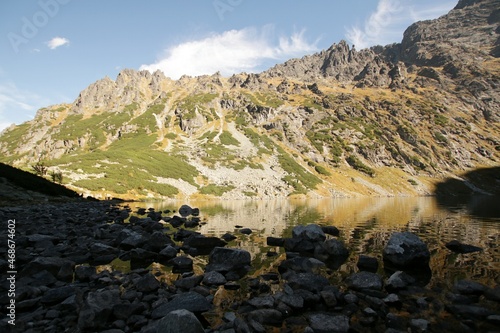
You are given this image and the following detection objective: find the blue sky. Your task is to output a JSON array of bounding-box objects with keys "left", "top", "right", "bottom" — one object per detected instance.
[{"left": 0, "top": 0, "right": 456, "bottom": 132}]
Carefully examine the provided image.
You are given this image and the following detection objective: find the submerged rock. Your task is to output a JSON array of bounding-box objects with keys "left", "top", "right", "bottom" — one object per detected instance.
[{"left": 445, "top": 240, "right": 483, "bottom": 254}]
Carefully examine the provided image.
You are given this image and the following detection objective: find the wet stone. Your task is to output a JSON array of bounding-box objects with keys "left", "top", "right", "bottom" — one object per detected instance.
[
  {"left": 221, "top": 233, "right": 237, "bottom": 242},
  {"left": 239, "top": 228, "right": 253, "bottom": 235},
  {"left": 445, "top": 240, "right": 482, "bottom": 254}
]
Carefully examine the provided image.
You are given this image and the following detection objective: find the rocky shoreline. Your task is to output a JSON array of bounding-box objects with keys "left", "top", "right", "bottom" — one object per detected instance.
[{"left": 0, "top": 201, "right": 499, "bottom": 333}]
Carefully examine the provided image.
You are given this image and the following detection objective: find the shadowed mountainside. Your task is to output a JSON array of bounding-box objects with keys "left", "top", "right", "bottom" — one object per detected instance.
[
  {"left": 435, "top": 166, "right": 500, "bottom": 218},
  {"left": 0, "top": 162, "right": 81, "bottom": 204}
]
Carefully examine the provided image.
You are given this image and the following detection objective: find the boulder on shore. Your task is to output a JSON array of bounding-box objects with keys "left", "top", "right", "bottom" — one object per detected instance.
[{"left": 205, "top": 247, "right": 251, "bottom": 280}]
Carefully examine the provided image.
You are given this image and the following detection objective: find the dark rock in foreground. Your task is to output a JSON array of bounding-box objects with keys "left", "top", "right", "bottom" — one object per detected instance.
[
  {"left": 156, "top": 309, "right": 205, "bottom": 333},
  {"left": 151, "top": 292, "right": 211, "bottom": 319},
  {"left": 205, "top": 247, "right": 251, "bottom": 280}
]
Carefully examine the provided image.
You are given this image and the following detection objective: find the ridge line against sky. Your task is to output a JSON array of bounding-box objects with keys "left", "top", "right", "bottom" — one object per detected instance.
[{"left": 0, "top": 0, "right": 456, "bottom": 132}]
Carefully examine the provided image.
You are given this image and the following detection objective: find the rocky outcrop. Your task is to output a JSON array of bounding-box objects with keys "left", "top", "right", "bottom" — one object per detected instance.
[{"left": 0, "top": 0, "right": 498, "bottom": 199}]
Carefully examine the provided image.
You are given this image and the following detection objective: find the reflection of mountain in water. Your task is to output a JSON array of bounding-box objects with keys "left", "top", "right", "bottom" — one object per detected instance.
[
  {"left": 435, "top": 166, "right": 500, "bottom": 219},
  {"left": 129, "top": 196, "right": 499, "bottom": 288}
]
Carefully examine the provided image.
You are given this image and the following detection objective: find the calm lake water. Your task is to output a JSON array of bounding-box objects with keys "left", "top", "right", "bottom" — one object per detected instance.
[{"left": 120, "top": 196, "right": 500, "bottom": 289}]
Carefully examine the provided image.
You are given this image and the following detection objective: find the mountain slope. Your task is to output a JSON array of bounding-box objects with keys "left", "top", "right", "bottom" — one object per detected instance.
[
  {"left": 0, "top": 162, "right": 81, "bottom": 205},
  {"left": 0, "top": 0, "right": 498, "bottom": 200}
]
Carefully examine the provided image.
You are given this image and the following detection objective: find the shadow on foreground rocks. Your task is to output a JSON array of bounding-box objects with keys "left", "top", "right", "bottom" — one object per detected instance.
[{"left": 0, "top": 203, "right": 498, "bottom": 333}]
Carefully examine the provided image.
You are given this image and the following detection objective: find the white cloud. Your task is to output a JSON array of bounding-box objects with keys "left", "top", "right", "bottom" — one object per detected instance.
[
  {"left": 408, "top": 2, "right": 457, "bottom": 22},
  {"left": 140, "top": 26, "right": 319, "bottom": 79},
  {"left": 0, "top": 83, "right": 48, "bottom": 132},
  {"left": 345, "top": 0, "right": 455, "bottom": 49},
  {"left": 46, "top": 37, "right": 70, "bottom": 50}
]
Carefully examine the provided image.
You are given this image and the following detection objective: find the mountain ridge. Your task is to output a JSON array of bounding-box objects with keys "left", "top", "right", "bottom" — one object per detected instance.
[{"left": 1, "top": 0, "right": 498, "bottom": 200}]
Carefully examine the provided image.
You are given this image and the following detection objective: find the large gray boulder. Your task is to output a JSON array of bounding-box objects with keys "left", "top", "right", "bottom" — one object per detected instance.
[
  {"left": 151, "top": 292, "right": 211, "bottom": 319},
  {"left": 77, "top": 288, "right": 121, "bottom": 330},
  {"left": 156, "top": 309, "right": 204, "bottom": 333},
  {"left": 205, "top": 247, "right": 251, "bottom": 279},
  {"left": 383, "top": 232, "right": 430, "bottom": 269}
]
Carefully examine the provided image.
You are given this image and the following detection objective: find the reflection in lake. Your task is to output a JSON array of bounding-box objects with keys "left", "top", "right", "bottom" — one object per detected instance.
[{"left": 125, "top": 196, "right": 500, "bottom": 289}]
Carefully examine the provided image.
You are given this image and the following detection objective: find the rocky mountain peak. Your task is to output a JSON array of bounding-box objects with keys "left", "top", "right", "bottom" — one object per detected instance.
[{"left": 0, "top": 0, "right": 498, "bottom": 200}]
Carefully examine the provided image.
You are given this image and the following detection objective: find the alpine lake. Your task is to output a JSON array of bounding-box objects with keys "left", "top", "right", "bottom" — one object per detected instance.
[{"left": 103, "top": 195, "right": 500, "bottom": 292}]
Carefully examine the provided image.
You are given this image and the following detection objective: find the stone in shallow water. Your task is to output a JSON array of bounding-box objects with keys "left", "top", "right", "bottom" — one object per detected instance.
[
  {"left": 292, "top": 224, "right": 326, "bottom": 242},
  {"left": 178, "top": 205, "right": 193, "bottom": 217},
  {"left": 383, "top": 232, "right": 430, "bottom": 268},
  {"left": 221, "top": 233, "right": 237, "bottom": 241},
  {"left": 239, "top": 228, "right": 252, "bottom": 235},
  {"left": 445, "top": 240, "right": 482, "bottom": 254}
]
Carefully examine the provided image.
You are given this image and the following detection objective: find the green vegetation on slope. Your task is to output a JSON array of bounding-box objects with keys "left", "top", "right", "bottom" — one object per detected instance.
[
  {"left": 277, "top": 147, "right": 321, "bottom": 195},
  {"left": 54, "top": 132, "right": 199, "bottom": 197}
]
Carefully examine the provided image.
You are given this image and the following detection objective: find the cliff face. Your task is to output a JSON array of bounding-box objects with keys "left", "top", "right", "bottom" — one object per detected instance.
[{"left": 0, "top": 0, "right": 498, "bottom": 200}]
